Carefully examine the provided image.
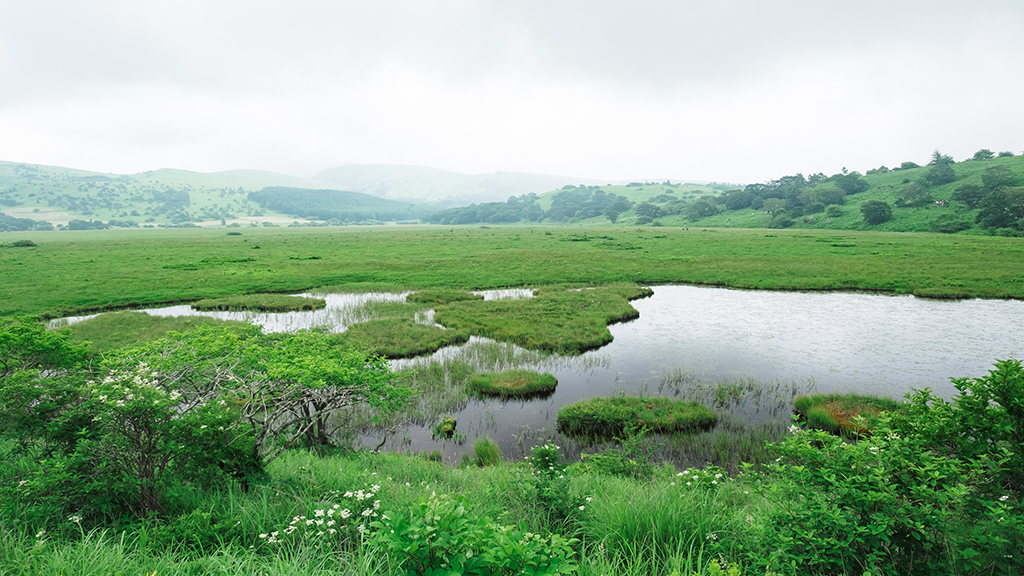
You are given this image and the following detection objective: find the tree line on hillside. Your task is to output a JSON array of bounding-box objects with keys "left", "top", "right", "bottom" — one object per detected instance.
[
  {"left": 248, "top": 187, "right": 432, "bottom": 223},
  {"left": 653, "top": 149, "right": 1023, "bottom": 234},
  {"left": 423, "top": 186, "right": 634, "bottom": 225}
]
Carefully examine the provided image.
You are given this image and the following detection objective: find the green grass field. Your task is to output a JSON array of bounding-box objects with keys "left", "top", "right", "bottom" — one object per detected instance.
[{"left": 2, "top": 225, "right": 1022, "bottom": 319}]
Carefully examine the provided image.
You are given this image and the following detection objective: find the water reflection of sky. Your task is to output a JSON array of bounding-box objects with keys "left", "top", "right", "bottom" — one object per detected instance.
[{"left": 50, "top": 285, "right": 1024, "bottom": 459}]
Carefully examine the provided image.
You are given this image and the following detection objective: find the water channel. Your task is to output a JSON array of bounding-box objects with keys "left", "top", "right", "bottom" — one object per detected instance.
[{"left": 53, "top": 286, "right": 1024, "bottom": 461}]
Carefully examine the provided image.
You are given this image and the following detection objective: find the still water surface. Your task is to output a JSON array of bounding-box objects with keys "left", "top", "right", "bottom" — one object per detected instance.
[{"left": 53, "top": 286, "right": 1024, "bottom": 458}]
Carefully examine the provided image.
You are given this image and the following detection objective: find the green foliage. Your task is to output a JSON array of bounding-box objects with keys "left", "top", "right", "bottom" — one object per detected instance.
[
  {"left": 473, "top": 437, "right": 501, "bottom": 467},
  {"left": 759, "top": 428, "right": 1002, "bottom": 575},
  {"left": 406, "top": 289, "right": 484, "bottom": 305},
  {"left": 558, "top": 396, "right": 717, "bottom": 438},
  {"left": 0, "top": 317, "right": 88, "bottom": 380},
  {"left": 823, "top": 204, "right": 843, "bottom": 218},
  {"left": 468, "top": 370, "right": 557, "bottom": 398},
  {"left": 974, "top": 148, "right": 996, "bottom": 161},
  {"left": 527, "top": 443, "right": 583, "bottom": 520},
  {"left": 860, "top": 200, "right": 892, "bottom": 225},
  {"left": 892, "top": 359, "right": 1024, "bottom": 491},
  {"left": 953, "top": 183, "right": 986, "bottom": 208},
  {"left": 930, "top": 213, "right": 972, "bottom": 234},
  {"left": 896, "top": 181, "right": 932, "bottom": 207},
  {"left": 337, "top": 318, "right": 469, "bottom": 358},
  {"left": 579, "top": 426, "right": 658, "bottom": 479},
  {"left": 371, "top": 493, "right": 578, "bottom": 575},
  {"left": 976, "top": 187, "right": 1024, "bottom": 230},
  {"left": 924, "top": 162, "right": 957, "bottom": 186},
  {"left": 982, "top": 165, "right": 1019, "bottom": 190},
  {"left": 190, "top": 294, "right": 326, "bottom": 312}
]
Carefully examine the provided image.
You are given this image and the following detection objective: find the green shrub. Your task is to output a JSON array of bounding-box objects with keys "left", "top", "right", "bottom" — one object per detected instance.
[
  {"left": 468, "top": 370, "right": 557, "bottom": 398},
  {"left": 557, "top": 396, "right": 717, "bottom": 438},
  {"left": 473, "top": 437, "right": 501, "bottom": 467},
  {"left": 406, "top": 290, "right": 485, "bottom": 305}
]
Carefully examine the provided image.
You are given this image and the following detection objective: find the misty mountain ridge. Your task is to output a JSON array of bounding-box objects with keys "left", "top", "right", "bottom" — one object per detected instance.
[{"left": 312, "top": 164, "right": 608, "bottom": 204}]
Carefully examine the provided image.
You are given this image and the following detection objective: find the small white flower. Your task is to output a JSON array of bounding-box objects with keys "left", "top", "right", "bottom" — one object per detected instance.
[
  {"left": 999, "top": 495, "right": 1010, "bottom": 502},
  {"left": 578, "top": 505, "right": 585, "bottom": 511},
  {"left": 586, "top": 497, "right": 592, "bottom": 502}
]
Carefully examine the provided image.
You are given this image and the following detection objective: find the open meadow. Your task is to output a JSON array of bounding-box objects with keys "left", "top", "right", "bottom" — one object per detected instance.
[
  {"left": 2, "top": 225, "right": 1023, "bottom": 318},
  {"left": 2, "top": 225, "right": 1023, "bottom": 575}
]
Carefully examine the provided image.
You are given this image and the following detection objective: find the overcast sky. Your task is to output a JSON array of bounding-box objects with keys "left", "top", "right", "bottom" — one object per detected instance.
[{"left": 2, "top": 1, "right": 1022, "bottom": 183}]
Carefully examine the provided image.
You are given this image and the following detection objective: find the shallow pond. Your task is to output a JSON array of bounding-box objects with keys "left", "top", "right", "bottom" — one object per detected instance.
[{"left": 52, "top": 285, "right": 1024, "bottom": 461}]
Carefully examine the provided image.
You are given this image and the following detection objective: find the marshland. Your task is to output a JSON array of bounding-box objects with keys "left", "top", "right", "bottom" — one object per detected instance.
[{"left": 2, "top": 226, "right": 1022, "bottom": 575}]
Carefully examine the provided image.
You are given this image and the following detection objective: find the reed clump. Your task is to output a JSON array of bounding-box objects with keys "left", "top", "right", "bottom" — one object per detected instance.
[
  {"left": 336, "top": 318, "right": 469, "bottom": 358},
  {"left": 793, "top": 393, "right": 905, "bottom": 437},
  {"left": 406, "top": 289, "right": 485, "bottom": 305},
  {"left": 468, "top": 370, "right": 557, "bottom": 398},
  {"left": 434, "top": 283, "right": 650, "bottom": 354},
  {"left": 558, "top": 396, "right": 718, "bottom": 438}
]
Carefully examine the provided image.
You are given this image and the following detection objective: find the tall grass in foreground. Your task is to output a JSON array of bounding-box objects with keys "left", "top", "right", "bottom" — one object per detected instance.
[{"left": 1, "top": 448, "right": 760, "bottom": 575}]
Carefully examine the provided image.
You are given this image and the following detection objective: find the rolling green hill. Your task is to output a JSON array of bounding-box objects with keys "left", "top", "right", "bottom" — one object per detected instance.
[
  {"left": 0, "top": 161, "right": 367, "bottom": 228},
  {"left": 585, "top": 152, "right": 1024, "bottom": 235}
]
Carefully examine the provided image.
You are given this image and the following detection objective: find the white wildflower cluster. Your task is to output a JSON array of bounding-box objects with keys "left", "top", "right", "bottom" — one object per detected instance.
[
  {"left": 256, "top": 482, "right": 383, "bottom": 548},
  {"left": 674, "top": 465, "right": 728, "bottom": 490},
  {"left": 86, "top": 363, "right": 178, "bottom": 417}
]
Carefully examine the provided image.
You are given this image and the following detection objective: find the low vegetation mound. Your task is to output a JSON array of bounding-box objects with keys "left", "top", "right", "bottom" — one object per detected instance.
[
  {"left": 406, "top": 289, "right": 485, "bottom": 305},
  {"left": 66, "top": 312, "right": 252, "bottom": 354},
  {"left": 558, "top": 396, "right": 717, "bottom": 437},
  {"left": 468, "top": 370, "right": 557, "bottom": 398},
  {"left": 191, "top": 294, "right": 326, "bottom": 312},
  {"left": 793, "top": 393, "right": 905, "bottom": 437},
  {"left": 336, "top": 318, "right": 469, "bottom": 359},
  {"left": 434, "top": 283, "right": 652, "bottom": 354}
]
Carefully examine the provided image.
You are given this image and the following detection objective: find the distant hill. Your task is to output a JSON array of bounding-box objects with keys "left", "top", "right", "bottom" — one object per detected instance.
[
  {"left": 0, "top": 161, "right": 359, "bottom": 228},
  {"left": 311, "top": 164, "right": 606, "bottom": 205},
  {"left": 248, "top": 187, "right": 433, "bottom": 223}
]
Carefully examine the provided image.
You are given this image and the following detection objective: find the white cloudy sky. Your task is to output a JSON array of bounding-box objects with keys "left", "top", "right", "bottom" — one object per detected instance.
[{"left": 2, "top": 1, "right": 1022, "bottom": 183}]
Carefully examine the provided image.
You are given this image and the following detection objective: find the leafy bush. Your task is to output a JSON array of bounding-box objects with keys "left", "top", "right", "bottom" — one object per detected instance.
[
  {"left": 759, "top": 360, "right": 1024, "bottom": 575},
  {"left": 371, "top": 493, "right": 578, "bottom": 575},
  {"left": 860, "top": 200, "right": 892, "bottom": 225},
  {"left": 432, "top": 416, "right": 457, "bottom": 440},
  {"left": 468, "top": 370, "right": 557, "bottom": 398},
  {"left": 557, "top": 396, "right": 717, "bottom": 438},
  {"left": 930, "top": 213, "right": 972, "bottom": 234},
  {"left": 824, "top": 205, "right": 843, "bottom": 218}
]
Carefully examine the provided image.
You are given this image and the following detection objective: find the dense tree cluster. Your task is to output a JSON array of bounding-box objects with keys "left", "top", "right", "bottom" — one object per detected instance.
[
  {"left": 248, "top": 187, "right": 431, "bottom": 222},
  {"left": 424, "top": 187, "right": 633, "bottom": 225}
]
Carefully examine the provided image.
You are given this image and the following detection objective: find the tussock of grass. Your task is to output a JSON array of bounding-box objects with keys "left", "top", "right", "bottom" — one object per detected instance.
[
  {"left": 191, "top": 294, "right": 326, "bottom": 312},
  {"left": 558, "top": 396, "right": 718, "bottom": 438},
  {"left": 336, "top": 318, "right": 469, "bottom": 358},
  {"left": 793, "top": 393, "right": 905, "bottom": 437},
  {"left": 434, "top": 283, "right": 651, "bottom": 354},
  {"left": 67, "top": 311, "right": 252, "bottom": 354},
  {"left": 468, "top": 370, "right": 557, "bottom": 398},
  {"left": 406, "top": 289, "right": 485, "bottom": 305}
]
